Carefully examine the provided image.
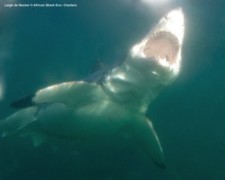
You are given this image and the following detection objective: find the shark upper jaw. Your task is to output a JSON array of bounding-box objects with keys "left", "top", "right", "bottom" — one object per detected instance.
[{"left": 131, "top": 8, "right": 184, "bottom": 75}]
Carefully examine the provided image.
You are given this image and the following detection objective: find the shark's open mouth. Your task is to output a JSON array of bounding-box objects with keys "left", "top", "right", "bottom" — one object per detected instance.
[
  {"left": 143, "top": 31, "right": 179, "bottom": 64},
  {"left": 131, "top": 8, "right": 184, "bottom": 74}
]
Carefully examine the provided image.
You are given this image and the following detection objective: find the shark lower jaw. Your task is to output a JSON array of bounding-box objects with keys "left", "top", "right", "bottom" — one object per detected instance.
[{"left": 131, "top": 8, "right": 184, "bottom": 75}]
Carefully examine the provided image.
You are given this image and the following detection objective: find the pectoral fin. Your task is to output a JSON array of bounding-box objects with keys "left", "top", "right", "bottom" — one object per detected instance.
[
  {"left": 0, "top": 107, "right": 38, "bottom": 137},
  {"left": 130, "top": 117, "right": 165, "bottom": 168}
]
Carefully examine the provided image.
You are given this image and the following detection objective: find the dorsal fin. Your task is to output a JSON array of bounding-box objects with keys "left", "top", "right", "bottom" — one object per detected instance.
[{"left": 10, "top": 94, "right": 35, "bottom": 109}]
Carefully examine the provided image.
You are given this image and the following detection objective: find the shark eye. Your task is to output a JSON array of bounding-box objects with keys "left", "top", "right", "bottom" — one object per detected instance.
[{"left": 143, "top": 31, "right": 179, "bottom": 64}]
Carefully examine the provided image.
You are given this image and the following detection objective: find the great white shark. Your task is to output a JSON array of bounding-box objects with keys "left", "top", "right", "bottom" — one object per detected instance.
[{"left": 0, "top": 8, "right": 184, "bottom": 168}]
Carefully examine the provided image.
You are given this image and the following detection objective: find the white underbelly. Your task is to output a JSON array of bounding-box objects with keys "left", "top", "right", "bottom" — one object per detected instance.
[{"left": 35, "top": 101, "right": 133, "bottom": 140}]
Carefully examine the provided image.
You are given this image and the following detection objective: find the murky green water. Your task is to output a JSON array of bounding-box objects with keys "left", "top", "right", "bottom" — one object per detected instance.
[{"left": 0, "top": 0, "right": 225, "bottom": 179}]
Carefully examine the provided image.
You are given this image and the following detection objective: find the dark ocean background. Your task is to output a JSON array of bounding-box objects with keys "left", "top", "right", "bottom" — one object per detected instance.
[{"left": 0, "top": 0, "right": 225, "bottom": 179}]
